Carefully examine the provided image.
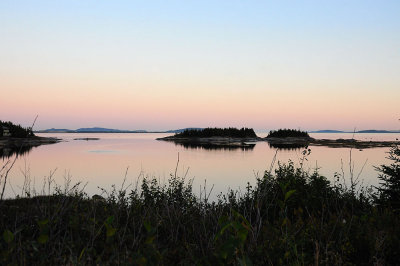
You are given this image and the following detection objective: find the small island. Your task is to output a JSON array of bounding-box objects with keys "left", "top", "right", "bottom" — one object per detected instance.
[
  {"left": 74, "top": 138, "right": 100, "bottom": 141},
  {"left": 159, "top": 127, "right": 399, "bottom": 149},
  {"left": 157, "top": 127, "right": 260, "bottom": 148},
  {"left": 266, "top": 129, "right": 311, "bottom": 138},
  {"left": 264, "top": 128, "right": 399, "bottom": 149},
  {"left": 264, "top": 129, "right": 313, "bottom": 148}
]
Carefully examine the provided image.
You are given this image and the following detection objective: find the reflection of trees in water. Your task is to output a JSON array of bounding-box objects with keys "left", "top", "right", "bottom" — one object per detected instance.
[
  {"left": 268, "top": 142, "right": 309, "bottom": 151},
  {"left": 1, "top": 146, "right": 34, "bottom": 159},
  {"left": 175, "top": 142, "right": 255, "bottom": 151}
]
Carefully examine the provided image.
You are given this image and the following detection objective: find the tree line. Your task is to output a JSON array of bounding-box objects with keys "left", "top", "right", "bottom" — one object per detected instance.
[
  {"left": 175, "top": 127, "right": 257, "bottom": 138},
  {"left": 0, "top": 120, "right": 34, "bottom": 138}
]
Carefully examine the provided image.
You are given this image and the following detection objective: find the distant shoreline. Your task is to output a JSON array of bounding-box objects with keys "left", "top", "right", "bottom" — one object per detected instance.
[
  {"left": 0, "top": 136, "right": 61, "bottom": 149},
  {"left": 158, "top": 135, "right": 399, "bottom": 149},
  {"left": 310, "top": 131, "right": 400, "bottom": 134},
  {"left": 35, "top": 131, "right": 400, "bottom": 134},
  {"left": 35, "top": 127, "right": 400, "bottom": 134},
  {"left": 36, "top": 131, "right": 169, "bottom": 134}
]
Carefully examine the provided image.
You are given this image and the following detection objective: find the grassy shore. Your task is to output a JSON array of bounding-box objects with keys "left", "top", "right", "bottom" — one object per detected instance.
[{"left": 1, "top": 146, "right": 399, "bottom": 265}]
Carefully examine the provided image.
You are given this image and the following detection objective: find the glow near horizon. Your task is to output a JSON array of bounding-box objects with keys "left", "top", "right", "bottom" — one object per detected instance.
[{"left": 1, "top": 1, "right": 399, "bottom": 131}]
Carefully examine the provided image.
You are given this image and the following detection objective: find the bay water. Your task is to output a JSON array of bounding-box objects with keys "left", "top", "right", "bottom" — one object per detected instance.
[{"left": 2, "top": 132, "right": 398, "bottom": 200}]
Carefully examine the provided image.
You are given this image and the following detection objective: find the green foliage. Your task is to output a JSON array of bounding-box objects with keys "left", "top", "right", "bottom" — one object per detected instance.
[
  {"left": 375, "top": 145, "right": 400, "bottom": 210},
  {"left": 0, "top": 159, "right": 399, "bottom": 264},
  {"left": 36, "top": 219, "right": 49, "bottom": 244},
  {"left": 0, "top": 120, "right": 34, "bottom": 138},
  {"left": 215, "top": 210, "right": 252, "bottom": 264},
  {"left": 175, "top": 127, "right": 257, "bottom": 138},
  {"left": 3, "top": 230, "right": 14, "bottom": 244},
  {"left": 104, "top": 216, "right": 117, "bottom": 238},
  {"left": 266, "top": 128, "right": 310, "bottom": 138}
]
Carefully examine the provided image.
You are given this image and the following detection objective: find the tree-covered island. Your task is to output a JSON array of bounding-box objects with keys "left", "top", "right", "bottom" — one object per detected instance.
[
  {"left": 0, "top": 121, "right": 60, "bottom": 153},
  {"left": 266, "top": 128, "right": 311, "bottom": 138},
  {"left": 158, "top": 127, "right": 399, "bottom": 149},
  {"left": 174, "top": 127, "right": 258, "bottom": 138},
  {"left": 157, "top": 127, "right": 260, "bottom": 148},
  {"left": 264, "top": 128, "right": 399, "bottom": 149}
]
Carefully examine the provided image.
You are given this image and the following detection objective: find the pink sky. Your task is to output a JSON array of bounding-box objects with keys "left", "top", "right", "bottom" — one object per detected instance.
[
  {"left": 1, "top": 1, "right": 399, "bottom": 131},
  {"left": 2, "top": 75, "right": 399, "bottom": 131}
]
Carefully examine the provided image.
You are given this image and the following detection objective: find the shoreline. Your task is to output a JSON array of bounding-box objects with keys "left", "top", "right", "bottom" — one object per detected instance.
[
  {"left": 0, "top": 136, "right": 61, "bottom": 149},
  {"left": 156, "top": 136, "right": 261, "bottom": 148},
  {"left": 266, "top": 137, "right": 399, "bottom": 148},
  {"left": 158, "top": 135, "right": 399, "bottom": 149}
]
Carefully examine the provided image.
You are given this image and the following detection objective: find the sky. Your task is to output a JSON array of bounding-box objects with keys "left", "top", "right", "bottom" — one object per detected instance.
[{"left": 1, "top": 0, "right": 399, "bottom": 131}]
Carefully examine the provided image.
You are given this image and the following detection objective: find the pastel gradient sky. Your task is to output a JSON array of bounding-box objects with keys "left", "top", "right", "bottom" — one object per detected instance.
[{"left": 1, "top": 1, "right": 399, "bottom": 131}]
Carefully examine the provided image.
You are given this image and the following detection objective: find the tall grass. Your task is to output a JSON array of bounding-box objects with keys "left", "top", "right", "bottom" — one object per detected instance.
[{"left": 1, "top": 152, "right": 399, "bottom": 265}]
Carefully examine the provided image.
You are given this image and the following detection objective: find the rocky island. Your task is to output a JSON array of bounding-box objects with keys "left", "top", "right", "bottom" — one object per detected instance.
[
  {"left": 157, "top": 127, "right": 261, "bottom": 149},
  {"left": 264, "top": 129, "right": 399, "bottom": 149},
  {"left": 158, "top": 128, "right": 399, "bottom": 149}
]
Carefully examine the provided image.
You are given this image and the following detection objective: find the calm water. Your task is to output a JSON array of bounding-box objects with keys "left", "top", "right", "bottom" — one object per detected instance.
[{"left": 2, "top": 132, "right": 399, "bottom": 199}]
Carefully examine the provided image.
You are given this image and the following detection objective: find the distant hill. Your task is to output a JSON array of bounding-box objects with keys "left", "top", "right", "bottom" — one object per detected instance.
[
  {"left": 76, "top": 127, "right": 123, "bottom": 132},
  {"left": 310, "top": 130, "right": 399, "bottom": 134},
  {"left": 357, "top": 130, "right": 393, "bottom": 133},
  {"left": 36, "top": 127, "right": 199, "bottom": 133},
  {"left": 37, "top": 127, "right": 147, "bottom": 133},
  {"left": 311, "top": 130, "right": 345, "bottom": 133},
  {"left": 37, "top": 128, "right": 75, "bottom": 133},
  {"left": 35, "top": 127, "right": 400, "bottom": 134}
]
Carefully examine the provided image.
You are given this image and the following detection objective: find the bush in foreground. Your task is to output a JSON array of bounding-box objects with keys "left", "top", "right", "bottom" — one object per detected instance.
[
  {"left": 1, "top": 160, "right": 400, "bottom": 265},
  {"left": 375, "top": 144, "right": 400, "bottom": 210}
]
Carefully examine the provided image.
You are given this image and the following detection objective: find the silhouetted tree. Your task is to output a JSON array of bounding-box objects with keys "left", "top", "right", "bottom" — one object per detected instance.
[
  {"left": 375, "top": 145, "right": 400, "bottom": 210},
  {"left": 0, "top": 120, "right": 34, "bottom": 138},
  {"left": 175, "top": 127, "right": 257, "bottom": 138},
  {"left": 266, "top": 129, "right": 309, "bottom": 138}
]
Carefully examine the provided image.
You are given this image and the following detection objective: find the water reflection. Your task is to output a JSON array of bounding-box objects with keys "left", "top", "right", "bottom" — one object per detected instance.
[
  {"left": 89, "top": 150, "right": 118, "bottom": 153},
  {"left": 1, "top": 133, "right": 394, "bottom": 200},
  {"left": 175, "top": 142, "right": 255, "bottom": 151},
  {"left": 268, "top": 142, "right": 309, "bottom": 151},
  {"left": 1, "top": 145, "right": 34, "bottom": 159}
]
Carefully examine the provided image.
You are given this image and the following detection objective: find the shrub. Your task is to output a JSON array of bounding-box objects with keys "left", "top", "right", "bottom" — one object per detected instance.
[
  {"left": 375, "top": 145, "right": 400, "bottom": 210},
  {"left": 1, "top": 156, "right": 400, "bottom": 264}
]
